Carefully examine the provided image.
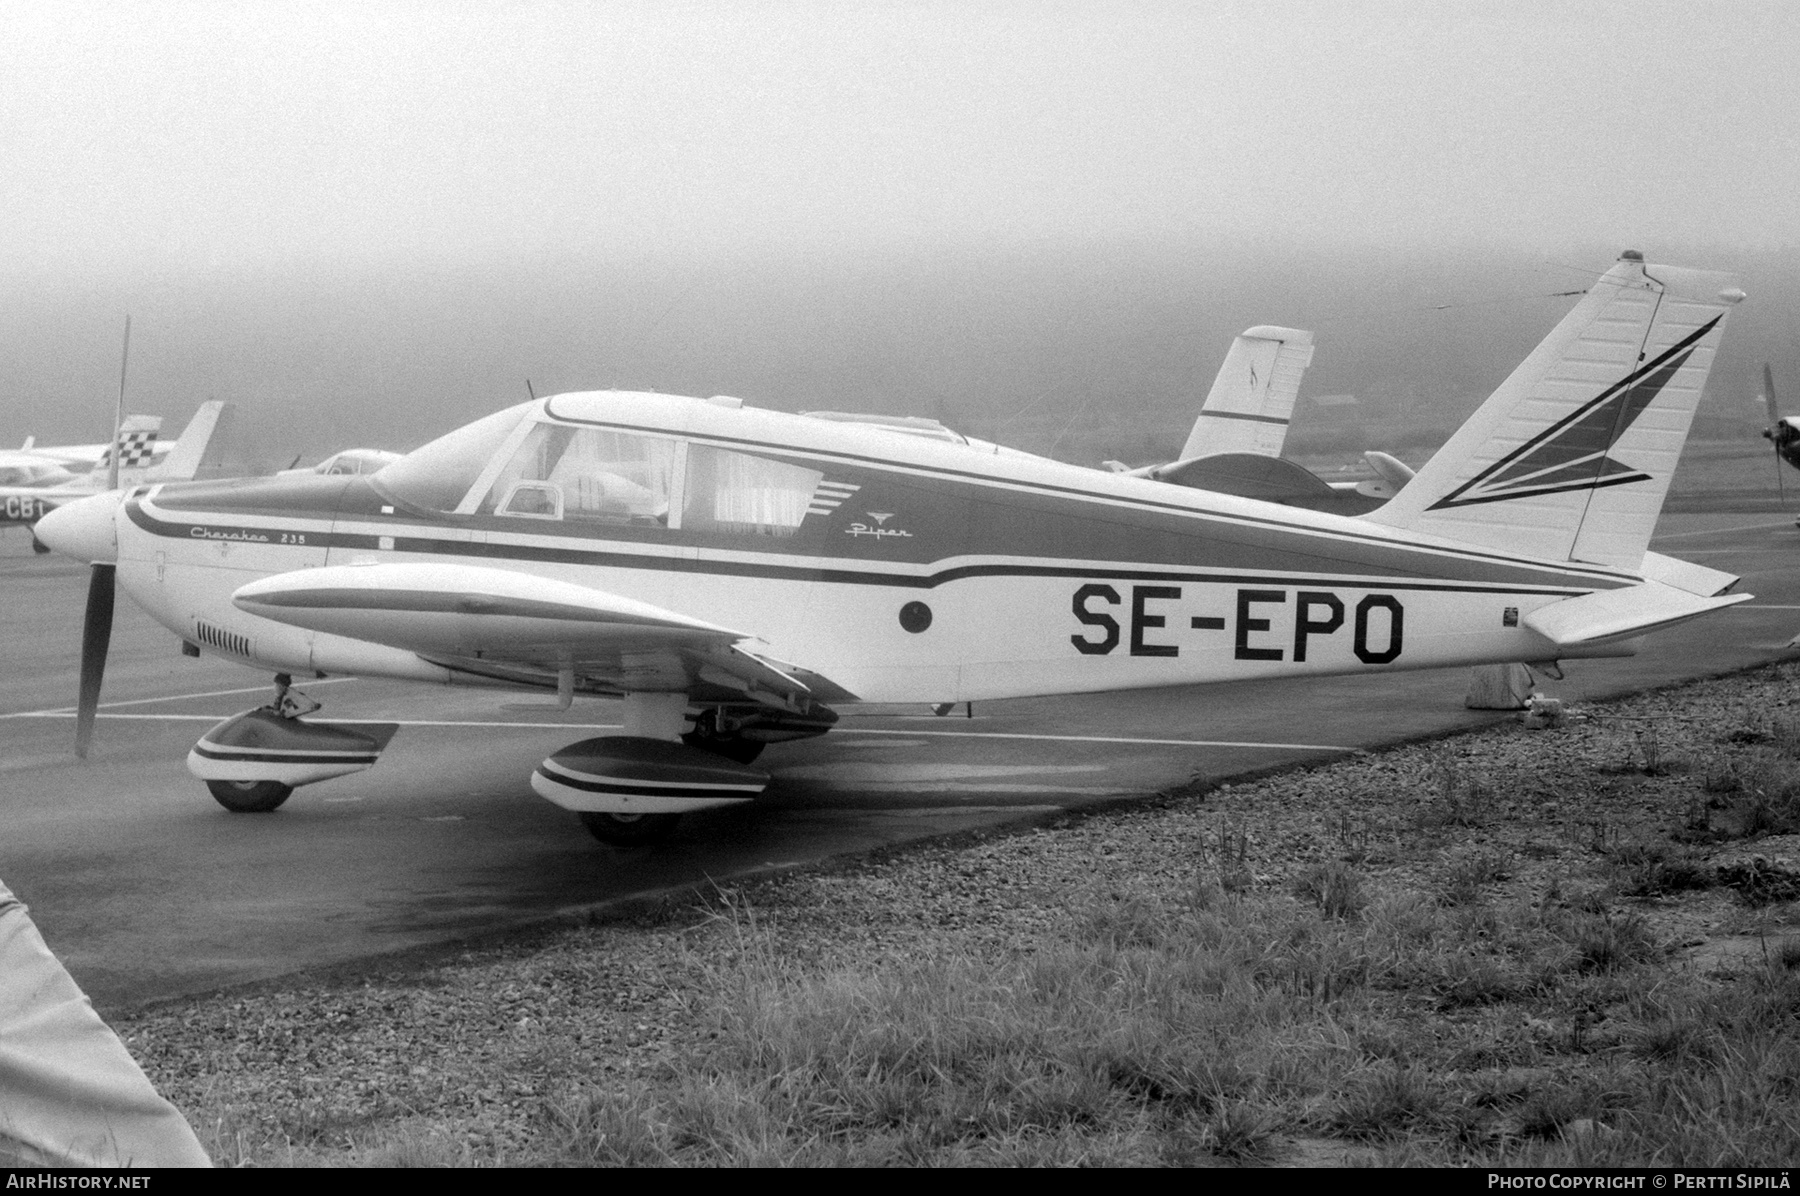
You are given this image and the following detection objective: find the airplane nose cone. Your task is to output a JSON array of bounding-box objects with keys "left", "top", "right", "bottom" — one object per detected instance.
[{"left": 35, "top": 491, "right": 122, "bottom": 564}]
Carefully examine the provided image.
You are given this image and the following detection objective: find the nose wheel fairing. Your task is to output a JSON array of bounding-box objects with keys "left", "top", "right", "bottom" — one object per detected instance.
[{"left": 186, "top": 709, "right": 400, "bottom": 788}]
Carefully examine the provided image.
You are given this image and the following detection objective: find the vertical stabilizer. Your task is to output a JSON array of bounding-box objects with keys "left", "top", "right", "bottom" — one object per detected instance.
[
  {"left": 144, "top": 401, "right": 226, "bottom": 482},
  {"left": 1364, "top": 253, "right": 1743, "bottom": 568},
  {"left": 94, "top": 415, "right": 161, "bottom": 472},
  {"left": 1179, "top": 326, "right": 1315, "bottom": 459}
]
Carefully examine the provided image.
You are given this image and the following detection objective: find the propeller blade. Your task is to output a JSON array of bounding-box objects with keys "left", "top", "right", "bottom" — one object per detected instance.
[
  {"left": 75, "top": 563, "right": 116, "bottom": 759},
  {"left": 1767, "top": 363, "right": 1780, "bottom": 428}
]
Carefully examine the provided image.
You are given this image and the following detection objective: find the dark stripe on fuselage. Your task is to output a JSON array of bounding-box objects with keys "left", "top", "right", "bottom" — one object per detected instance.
[
  {"left": 536, "top": 401, "right": 1639, "bottom": 586},
  {"left": 127, "top": 496, "right": 1591, "bottom": 598},
  {"left": 138, "top": 432, "right": 1638, "bottom": 593}
]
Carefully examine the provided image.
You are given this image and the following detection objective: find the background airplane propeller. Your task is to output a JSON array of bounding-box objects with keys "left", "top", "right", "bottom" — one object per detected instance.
[
  {"left": 75, "top": 317, "right": 130, "bottom": 759},
  {"left": 1761, "top": 362, "right": 1792, "bottom": 508}
]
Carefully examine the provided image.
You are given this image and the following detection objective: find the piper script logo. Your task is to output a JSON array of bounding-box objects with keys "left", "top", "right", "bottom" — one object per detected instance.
[{"left": 1427, "top": 316, "right": 1720, "bottom": 511}]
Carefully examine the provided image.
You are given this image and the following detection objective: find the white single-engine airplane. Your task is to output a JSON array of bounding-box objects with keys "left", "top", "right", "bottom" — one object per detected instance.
[
  {"left": 6, "top": 413, "right": 170, "bottom": 476},
  {"left": 2, "top": 404, "right": 225, "bottom": 551},
  {"left": 38, "top": 252, "right": 1749, "bottom": 845}
]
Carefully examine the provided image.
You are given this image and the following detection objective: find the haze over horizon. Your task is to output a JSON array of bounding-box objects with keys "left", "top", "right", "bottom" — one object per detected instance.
[{"left": 3, "top": 3, "right": 1795, "bottom": 462}]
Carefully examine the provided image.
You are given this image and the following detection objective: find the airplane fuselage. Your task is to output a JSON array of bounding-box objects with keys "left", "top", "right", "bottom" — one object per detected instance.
[{"left": 110, "top": 392, "right": 1639, "bottom": 706}]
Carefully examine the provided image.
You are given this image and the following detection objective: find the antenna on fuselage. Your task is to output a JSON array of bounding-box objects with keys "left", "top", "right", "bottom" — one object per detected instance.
[{"left": 525, "top": 379, "right": 536, "bottom": 401}]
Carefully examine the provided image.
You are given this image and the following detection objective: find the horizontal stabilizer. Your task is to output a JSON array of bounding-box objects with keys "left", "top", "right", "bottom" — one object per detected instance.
[
  {"left": 1524, "top": 580, "right": 1750, "bottom": 650},
  {"left": 1636, "top": 550, "right": 1739, "bottom": 598}
]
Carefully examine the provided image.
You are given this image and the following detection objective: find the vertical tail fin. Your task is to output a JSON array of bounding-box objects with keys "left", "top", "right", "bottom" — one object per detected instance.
[
  {"left": 95, "top": 415, "right": 162, "bottom": 471},
  {"left": 1363, "top": 252, "right": 1743, "bottom": 569},
  {"left": 144, "top": 401, "right": 226, "bottom": 482},
  {"left": 1178, "top": 325, "right": 1315, "bottom": 459}
]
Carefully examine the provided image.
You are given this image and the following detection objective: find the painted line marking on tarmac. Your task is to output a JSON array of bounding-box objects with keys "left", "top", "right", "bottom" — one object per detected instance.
[
  {"left": 0, "top": 676, "right": 361, "bottom": 718},
  {"left": 833, "top": 727, "right": 1356, "bottom": 751},
  {"left": 5, "top": 710, "right": 1355, "bottom": 751},
  {"left": 8, "top": 712, "right": 625, "bottom": 730},
  {"left": 1654, "top": 520, "right": 1796, "bottom": 540},
  {"left": 1742, "top": 604, "right": 1800, "bottom": 610}
]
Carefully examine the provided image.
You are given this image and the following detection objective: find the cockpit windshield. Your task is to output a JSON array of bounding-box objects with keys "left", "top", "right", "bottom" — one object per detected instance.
[{"left": 372, "top": 402, "right": 534, "bottom": 511}]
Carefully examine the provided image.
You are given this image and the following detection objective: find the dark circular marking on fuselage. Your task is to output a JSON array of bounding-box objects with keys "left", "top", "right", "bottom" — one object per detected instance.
[{"left": 899, "top": 601, "right": 933, "bottom": 633}]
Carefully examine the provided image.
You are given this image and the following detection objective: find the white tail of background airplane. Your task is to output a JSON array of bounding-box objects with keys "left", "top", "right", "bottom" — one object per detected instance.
[
  {"left": 1178, "top": 325, "right": 1316, "bottom": 459},
  {"left": 1364, "top": 251, "right": 1744, "bottom": 570},
  {"left": 144, "top": 401, "right": 227, "bottom": 482}
]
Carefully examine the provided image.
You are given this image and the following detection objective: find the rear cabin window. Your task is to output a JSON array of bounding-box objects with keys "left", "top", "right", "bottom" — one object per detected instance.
[
  {"left": 683, "top": 446, "right": 820, "bottom": 538},
  {"left": 481, "top": 423, "right": 676, "bottom": 526}
]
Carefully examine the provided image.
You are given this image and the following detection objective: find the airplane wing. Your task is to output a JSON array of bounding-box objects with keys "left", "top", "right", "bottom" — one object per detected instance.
[
  {"left": 232, "top": 562, "right": 846, "bottom": 711},
  {"left": 1178, "top": 325, "right": 1315, "bottom": 460}
]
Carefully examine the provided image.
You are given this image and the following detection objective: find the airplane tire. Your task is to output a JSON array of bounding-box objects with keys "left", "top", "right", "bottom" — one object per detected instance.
[
  {"left": 206, "top": 779, "right": 294, "bottom": 813},
  {"left": 30, "top": 536, "right": 49, "bottom": 555},
  {"left": 579, "top": 811, "right": 681, "bottom": 846}
]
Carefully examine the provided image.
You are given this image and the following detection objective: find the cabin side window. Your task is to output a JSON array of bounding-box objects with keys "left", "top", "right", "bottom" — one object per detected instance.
[
  {"left": 682, "top": 446, "right": 821, "bottom": 538},
  {"left": 480, "top": 423, "right": 676, "bottom": 526}
]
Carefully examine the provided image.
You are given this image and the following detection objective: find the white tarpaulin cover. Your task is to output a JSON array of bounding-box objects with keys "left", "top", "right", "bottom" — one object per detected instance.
[{"left": 0, "top": 880, "right": 210, "bottom": 1168}]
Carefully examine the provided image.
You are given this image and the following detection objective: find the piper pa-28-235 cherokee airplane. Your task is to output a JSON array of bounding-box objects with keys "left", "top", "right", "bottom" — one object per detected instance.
[{"left": 37, "top": 251, "right": 1749, "bottom": 845}]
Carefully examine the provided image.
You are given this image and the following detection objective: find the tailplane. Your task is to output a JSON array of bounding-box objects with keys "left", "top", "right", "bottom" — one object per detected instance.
[{"left": 1364, "top": 251, "right": 1743, "bottom": 569}]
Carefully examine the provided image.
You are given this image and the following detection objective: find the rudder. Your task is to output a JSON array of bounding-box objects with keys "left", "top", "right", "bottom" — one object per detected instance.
[{"left": 1363, "top": 251, "right": 1743, "bottom": 569}]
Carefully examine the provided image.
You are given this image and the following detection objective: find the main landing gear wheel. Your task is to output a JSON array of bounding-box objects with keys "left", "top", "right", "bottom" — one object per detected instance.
[
  {"left": 579, "top": 811, "right": 681, "bottom": 846},
  {"left": 205, "top": 779, "right": 294, "bottom": 813}
]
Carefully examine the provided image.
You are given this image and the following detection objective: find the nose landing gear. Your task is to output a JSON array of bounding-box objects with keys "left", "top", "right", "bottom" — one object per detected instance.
[{"left": 187, "top": 674, "right": 399, "bottom": 813}]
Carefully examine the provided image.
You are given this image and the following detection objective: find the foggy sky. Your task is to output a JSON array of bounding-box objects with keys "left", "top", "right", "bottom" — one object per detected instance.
[{"left": 3, "top": 2, "right": 1797, "bottom": 458}]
